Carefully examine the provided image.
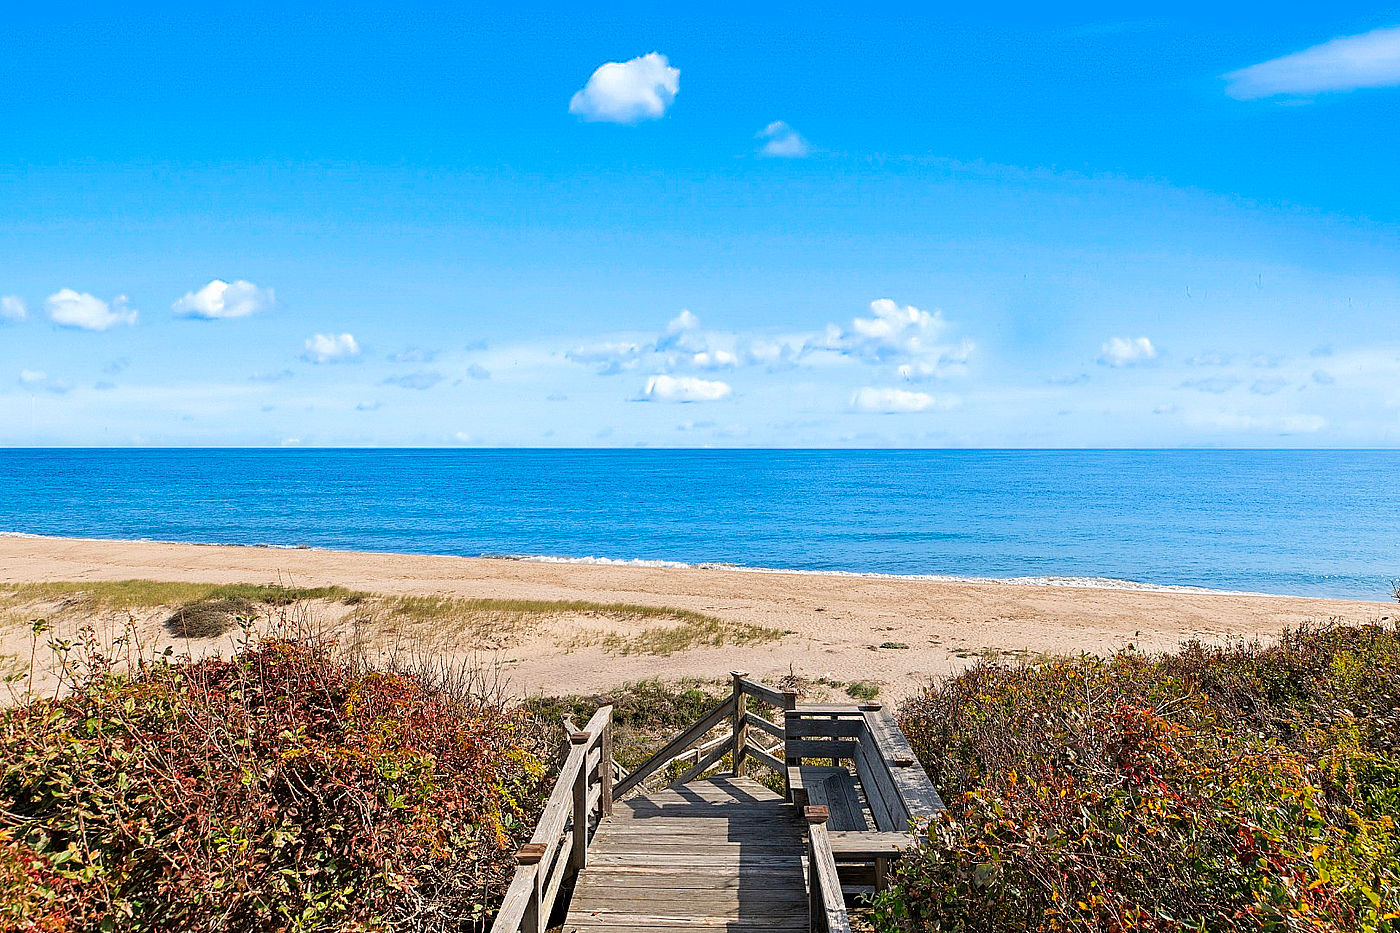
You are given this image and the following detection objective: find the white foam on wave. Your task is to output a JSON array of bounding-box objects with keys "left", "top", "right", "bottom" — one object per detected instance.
[{"left": 499, "top": 554, "right": 1278, "bottom": 597}]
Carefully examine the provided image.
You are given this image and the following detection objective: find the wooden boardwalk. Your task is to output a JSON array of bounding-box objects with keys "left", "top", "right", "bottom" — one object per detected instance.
[
  {"left": 564, "top": 777, "right": 808, "bottom": 932},
  {"left": 490, "top": 675, "right": 945, "bottom": 933}
]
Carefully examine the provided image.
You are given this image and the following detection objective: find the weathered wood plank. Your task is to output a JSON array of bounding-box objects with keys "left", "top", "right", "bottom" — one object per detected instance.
[
  {"left": 737, "top": 677, "right": 788, "bottom": 709},
  {"left": 784, "top": 738, "right": 859, "bottom": 761},
  {"left": 615, "top": 697, "right": 735, "bottom": 797},
  {"left": 862, "top": 709, "right": 946, "bottom": 822},
  {"left": 746, "top": 743, "right": 785, "bottom": 775},
  {"left": 743, "top": 711, "right": 785, "bottom": 740},
  {"left": 784, "top": 717, "right": 866, "bottom": 738}
]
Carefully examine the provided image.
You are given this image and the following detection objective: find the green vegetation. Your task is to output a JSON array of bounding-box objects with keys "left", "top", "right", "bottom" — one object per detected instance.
[
  {"left": 0, "top": 580, "right": 359, "bottom": 611},
  {"left": 845, "top": 680, "right": 881, "bottom": 701},
  {"left": 522, "top": 678, "right": 731, "bottom": 770},
  {"left": 876, "top": 621, "right": 1400, "bottom": 933},
  {"left": 0, "top": 628, "right": 553, "bottom": 932},
  {"left": 2, "top": 581, "right": 773, "bottom": 655}
]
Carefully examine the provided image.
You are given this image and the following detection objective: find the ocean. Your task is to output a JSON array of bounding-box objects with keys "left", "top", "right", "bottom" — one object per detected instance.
[{"left": 0, "top": 449, "right": 1394, "bottom": 600}]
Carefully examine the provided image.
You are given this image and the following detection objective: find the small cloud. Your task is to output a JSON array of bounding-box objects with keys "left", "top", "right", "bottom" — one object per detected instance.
[
  {"left": 1098, "top": 336, "right": 1157, "bottom": 367},
  {"left": 1180, "top": 377, "right": 1240, "bottom": 394},
  {"left": 45, "top": 289, "right": 138, "bottom": 331},
  {"left": 569, "top": 52, "right": 679, "bottom": 123},
  {"left": 546, "top": 393, "right": 569, "bottom": 402},
  {"left": 18, "top": 369, "right": 70, "bottom": 394},
  {"left": 249, "top": 369, "right": 294, "bottom": 383},
  {"left": 827, "top": 299, "right": 973, "bottom": 380},
  {"left": 850, "top": 387, "right": 957, "bottom": 413},
  {"left": 280, "top": 437, "right": 303, "bottom": 447},
  {"left": 302, "top": 333, "right": 360, "bottom": 363},
  {"left": 1225, "top": 25, "right": 1400, "bottom": 99},
  {"left": 757, "top": 121, "right": 811, "bottom": 158},
  {"left": 382, "top": 371, "right": 443, "bottom": 390},
  {"left": 466, "top": 363, "right": 491, "bottom": 380},
  {"left": 1, "top": 295, "right": 26, "bottom": 322},
  {"left": 1186, "top": 352, "right": 1233, "bottom": 367},
  {"left": 391, "top": 347, "right": 438, "bottom": 363},
  {"left": 355, "top": 401, "right": 383, "bottom": 412},
  {"left": 1250, "top": 378, "right": 1289, "bottom": 396},
  {"left": 1312, "top": 370, "right": 1336, "bottom": 385},
  {"left": 567, "top": 341, "right": 644, "bottom": 374},
  {"left": 172, "top": 279, "right": 274, "bottom": 319},
  {"left": 640, "top": 374, "right": 732, "bottom": 403},
  {"left": 1047, "top": 373, "right": 1090, "bottom": 386},
  {"left": 94, "top": 381, "right": 116, "bottom": 391}
]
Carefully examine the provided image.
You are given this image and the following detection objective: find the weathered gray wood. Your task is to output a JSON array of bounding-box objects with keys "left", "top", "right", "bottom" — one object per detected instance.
[
  {"left": 744, "top": 711, "right": 785, "bottom": 740},
  {"left": 732, "top": 671, "right": 749, "bottom": 778},
  {"left": 737, "top": 677, "right": 788, "bottom": 709},
  {"left": 862, "top": 709, "right": 945, "bottom": 822},
  {"left": 789, "top": 704, "right": 866, "bottom": 716},
  {"left": 746, "top": 742, "right": 784, "bottom": 775},
  {"left": 616, "top": 696, "right": 734, "bottom": 797},
  {"left": 827, "top": 831, "right": 914, "bottom": 859},
  {"left": 670, "top": 731, "right": 734, "bottom": 785},
  {"left": 784, "top": 738, "right": 859, "bottom": 762},
  {"left": 805, "top": 808, "right": 853, "bottom": 933},
  {"left": 784, "top": 718, "right": 865, "bottom": 738},
  {"left": 854, "top": 730, "right": 907, "bottom": 831}
]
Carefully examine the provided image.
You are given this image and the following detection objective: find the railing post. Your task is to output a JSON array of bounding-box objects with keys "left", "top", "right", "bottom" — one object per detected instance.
[
  {"left": 783, "top": 688, "right": 799, "bottom": 800},
  {"left": 515, "top": 843, "right": 546, "bottom": 933},
  {"left": 806, "top": 806, "right": 829, "bottom": 932},
  {"left": 600, "top": 715, "right": 614, "bottom": 817},
  {"left": 570, "top": 731, "right": 590, "bottom": 871},
  {"left": 730, "top": 670, "right": 748, "bottom": 777}
]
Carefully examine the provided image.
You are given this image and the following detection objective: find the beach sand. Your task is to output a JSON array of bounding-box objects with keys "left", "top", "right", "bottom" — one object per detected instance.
[{"left": 1, "top": 535, "right": 1393, "bottom": 700}]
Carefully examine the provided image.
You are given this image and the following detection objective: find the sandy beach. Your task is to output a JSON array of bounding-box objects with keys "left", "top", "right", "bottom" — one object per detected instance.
[{"left": 1, "top": 535, "right": 1392, "bottom": 700}]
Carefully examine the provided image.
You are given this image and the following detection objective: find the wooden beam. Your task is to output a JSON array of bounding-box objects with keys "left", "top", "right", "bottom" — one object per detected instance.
[
  {"left": 732, "top": 671, "right": 749, "bottom": 778},
  {"left": 738, "top": 677, "right": 788, "bottom": 709},
  {"left": 744, "top": 711, "right": 784, "bottom": 740},
  {"left": 670, "top": 732, "right": 735, "bottom": 785},
  {"left": 615, "top": 695, "right": 735, "bottom": 797}
]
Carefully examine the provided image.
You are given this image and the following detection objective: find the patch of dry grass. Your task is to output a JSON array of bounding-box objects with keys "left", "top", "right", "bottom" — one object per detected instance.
[{"left": 0, "top": 580, "right": 361, "bottom": 611}]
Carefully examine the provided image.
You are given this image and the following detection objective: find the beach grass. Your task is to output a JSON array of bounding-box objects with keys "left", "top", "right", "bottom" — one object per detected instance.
[
  {"left": 0, "top": 579, "right": 361, "bottom": 610},
  {"left": 0, "top": 581, "right": 778, "bottom": 655}
]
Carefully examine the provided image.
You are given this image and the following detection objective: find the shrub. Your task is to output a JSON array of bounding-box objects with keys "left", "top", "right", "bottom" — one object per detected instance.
[
  {"left": 875, "top": 622, "right": 1400, "bottom": 933},
  {"left": 162, "top": 596, "right": 256, "bottom": 638},
  {"left": 0, "top": 633, "right": 554, "bottom": 932}
]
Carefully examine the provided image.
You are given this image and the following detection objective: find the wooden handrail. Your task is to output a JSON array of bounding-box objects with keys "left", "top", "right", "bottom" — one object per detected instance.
[
  {"left": 492, "top": 705, "right": 612, "bottom": 933},
  {"left": 805, "top": 806, "right": 853, "bottom": 933},
  {"left": 614, "top": 694, "right": 734, "bottom": 797}
]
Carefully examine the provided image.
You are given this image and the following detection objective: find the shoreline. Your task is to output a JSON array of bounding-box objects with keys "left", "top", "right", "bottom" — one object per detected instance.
[
  {"left": 0, "top": 530, "right": 1355, "bottom": 602},
  {"left": 1, "top": 535, "right": 1393, "bottom": 698}
]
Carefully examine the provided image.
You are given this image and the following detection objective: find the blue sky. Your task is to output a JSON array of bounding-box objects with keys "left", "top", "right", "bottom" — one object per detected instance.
[{"left": 2, "top": 3, "right": 1399, "bottom": 447}]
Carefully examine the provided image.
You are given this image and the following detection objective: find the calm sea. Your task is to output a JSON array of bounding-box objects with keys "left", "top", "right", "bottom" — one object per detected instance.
[{"left": 0, "top": 449, "right": 1394, "bottom": 601}]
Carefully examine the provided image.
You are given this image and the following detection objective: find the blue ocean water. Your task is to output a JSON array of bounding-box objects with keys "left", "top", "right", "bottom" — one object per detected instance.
[{"left": 0, "top": 449, "right": 1394, "bottom": 601}]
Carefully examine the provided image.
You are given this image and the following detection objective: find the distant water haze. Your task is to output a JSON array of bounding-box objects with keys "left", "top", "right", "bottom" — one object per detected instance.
[{"left": 0, "top": 449, "right": 1394, "bottom": 601}]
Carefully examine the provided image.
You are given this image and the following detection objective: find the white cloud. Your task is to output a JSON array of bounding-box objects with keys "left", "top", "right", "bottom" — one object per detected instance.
[
  {"left": 1225, "top": 25, "right": 1400, "bottom": 99},
  {"left": 1098, "top": 336, "right": 1157, "bottom": 367},
  {"left": 850, "top": 387, "right": 957, "bottom": 414},
  {"left": 382, "top": 371, "right": 443, "bottom": 390},
  {"left": 44, "top": 289, "right": 138, "bottom": 331},
  {"left": 1, "top": 296, "right": 26, "bottom": 322},
  {"left": 690, "top": 350, "right": 740, "bottom": 370},
  {"left": 17, "top": 369, "right": 70, "bottom": 394},
  {"left": 302, "top": 333, "right": 360, "bottom": 363},
  {"left": 567, "top": 341, "right": 645, "bottom": 374},
  {"left": 640, "top": 374, "right": 732, "bottom": 403},
  {"left": 172, "top": 279, "right": 275, "bottom": 319},
  {"left": 757, "top": 121, "right": 811, "bottom": 158},
  {"left": 569, "top": 52, "right": 679, "bottom": 123},
  {"left": 827, "top": 299, "right": 973, "bottom": 380},
  {"left": 1185, "top": 410, "right": 1327, "bottom": 434}
]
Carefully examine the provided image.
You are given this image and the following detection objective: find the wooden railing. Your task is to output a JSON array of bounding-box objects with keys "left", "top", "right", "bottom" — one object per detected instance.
[
  {"left": 614, "top": 670, "right": 796, "bottom": 796},
  {"left": 491, "top": 705, "right": 613, "bottom": 933},
  {"left": 805, "top": 805, "right": 854, "bottom": 933}
]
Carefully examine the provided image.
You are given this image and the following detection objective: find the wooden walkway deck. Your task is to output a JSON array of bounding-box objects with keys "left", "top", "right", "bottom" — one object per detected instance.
[
  {"left": 489, "top": 675, "right": 945, "bottom": 933},
  {"left": 564, "top": 777, "right": 808, "bottom": 932}
]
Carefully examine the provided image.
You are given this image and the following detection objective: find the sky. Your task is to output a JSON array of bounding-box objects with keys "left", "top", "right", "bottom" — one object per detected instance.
[{"left": 2, "top": 3, "right": 1399, "bottom": 448}]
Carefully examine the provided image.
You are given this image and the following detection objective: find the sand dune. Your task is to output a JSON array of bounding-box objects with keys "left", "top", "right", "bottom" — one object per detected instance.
[{"left": 1, "top": 535, "right": 1392, "bottom": 700}]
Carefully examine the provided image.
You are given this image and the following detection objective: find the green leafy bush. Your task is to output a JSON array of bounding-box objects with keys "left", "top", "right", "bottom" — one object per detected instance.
[
  {"left": 0, "top": 634, "right": 553, "bottom": 932},
  {"left": 875, "top": 622, "right": 1400, "bottom": 933}
]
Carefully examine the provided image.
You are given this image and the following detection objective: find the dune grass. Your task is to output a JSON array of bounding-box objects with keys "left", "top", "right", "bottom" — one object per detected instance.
[
  {"left": 0, "top": 580, "right": 361, "bottom": 610},
  {"left": 1, "top": 581, "right": 779, "bottom": 655}
]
